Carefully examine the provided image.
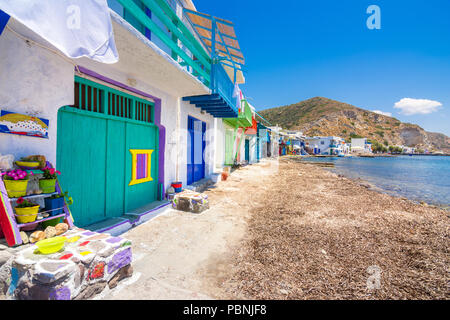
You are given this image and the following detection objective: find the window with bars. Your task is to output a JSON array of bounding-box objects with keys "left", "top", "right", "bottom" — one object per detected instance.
[{"left": 72, "top": 77, "right": 154, "bottom": 124}]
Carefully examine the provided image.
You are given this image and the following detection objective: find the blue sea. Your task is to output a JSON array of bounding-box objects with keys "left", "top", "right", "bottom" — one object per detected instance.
[{"left": 302, "top": 155, "right": 450, "bottom": 208}]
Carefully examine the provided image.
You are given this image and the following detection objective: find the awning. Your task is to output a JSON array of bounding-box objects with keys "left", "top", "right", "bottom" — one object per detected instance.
[
  {"left": 184, "top": 8, "right": 245, "bottom": 84},
  {"left": 0, "top": 0, "right": 118, "bottom": 63}
]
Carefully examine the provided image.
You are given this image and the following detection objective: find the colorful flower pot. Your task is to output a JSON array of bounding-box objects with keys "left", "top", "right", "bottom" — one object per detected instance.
[
  {"left": 39, "top": 179, "right": 56, "bottom": 194},
  {"left": 15, "top": 205, "right": 39, "bottom": 224},
  {"left": 44, "top": 197, "right": 65, "bottom": 216},
  {"left": 3, "top": 179, "right": 28, "bottom": 197},
  {"left": 171, "top": 182, "right": 182, "bottom": 193}
]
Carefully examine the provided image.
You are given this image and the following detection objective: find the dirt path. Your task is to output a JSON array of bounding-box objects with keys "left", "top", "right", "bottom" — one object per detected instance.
[
  {"left": 99, "top": 160, "right": 278, "bottom": 300},
  {"left": 100, "top": 158, "right": 448, "bottom": 300}
]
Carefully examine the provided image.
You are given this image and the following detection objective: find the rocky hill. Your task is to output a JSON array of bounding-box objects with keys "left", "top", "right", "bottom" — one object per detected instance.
[{"left": 260, "top": 97, "right": 450, "bottom": 153}]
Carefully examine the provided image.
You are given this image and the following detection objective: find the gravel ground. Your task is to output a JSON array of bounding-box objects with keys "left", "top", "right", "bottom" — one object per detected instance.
[{"left": 215, "top": 158, "right": 449, "bottom": 300}]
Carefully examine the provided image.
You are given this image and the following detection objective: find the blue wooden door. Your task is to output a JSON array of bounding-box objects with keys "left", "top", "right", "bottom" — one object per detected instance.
[{"left": 187, "top": 116, "right": 206, "bottom": 185}]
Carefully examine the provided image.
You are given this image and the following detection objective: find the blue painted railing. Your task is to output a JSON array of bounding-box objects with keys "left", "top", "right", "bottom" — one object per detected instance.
[{"left": 211, "top": 62, "right": 238, "bottom": 113}]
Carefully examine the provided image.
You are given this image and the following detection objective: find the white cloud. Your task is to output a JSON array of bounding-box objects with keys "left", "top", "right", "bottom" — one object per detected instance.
[
  {"left": 394, "top": 98, "right": 442, "bottom": 115},
  {"left": 372, "top": 110, "right": 392, "bottom": 117}
]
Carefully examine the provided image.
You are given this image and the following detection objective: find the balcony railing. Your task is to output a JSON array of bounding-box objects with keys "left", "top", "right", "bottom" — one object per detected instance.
[
  {"left": 223, "top": 98, "right": 252, "bottom": 128},
  {"left": 111, "top": 0, "right": 241, "bottom": 117},
  {"left": 211, "top": 62, "right": 238, "bottom": 113},
  {"left": 113, "top": 0, "right": 212, "bottom": 85}
]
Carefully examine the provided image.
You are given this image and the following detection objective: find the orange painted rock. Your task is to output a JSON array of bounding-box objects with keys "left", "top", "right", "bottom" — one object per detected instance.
[
  {"left": 30, "top": 231, "right": 46, "bottom": 243},
  {"left": 55, "top": 223, "right": 69, "bottom": 235}
]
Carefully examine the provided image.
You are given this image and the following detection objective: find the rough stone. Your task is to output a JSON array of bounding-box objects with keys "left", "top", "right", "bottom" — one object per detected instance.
[
  {"left": 108, "top": 264, "right": 133, "bottom": 289},
  {"left": 74, "top": 281, "right": 107, "bottom": 300},
  {"left": 20, "top": 232, "right": 29, "bottom": 244},
  {"left": 0, "top": 251, "right": 12, "bottom": 267},
  {"left": 173, "top": 191, "right": 209, "bottom": 214},
  {"left": 29, "top": 231, "right": 45, "bottom": 243},
  {"left": 44, "top": 226, "right": 57, "bottom": 239},
  {"left": 33, "top": 261, "right": 76, "bottom": 284},
  {"left": 55, "top": 223, "right": 69, "bottom": 235}
]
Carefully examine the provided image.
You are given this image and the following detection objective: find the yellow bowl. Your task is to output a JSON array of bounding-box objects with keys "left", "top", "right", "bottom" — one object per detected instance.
[
  {"left": 35, "top": 236, "right": 67, "bottom": 254},
  {"left": 15, "top": 161, "right": 40, "bottom": 168}
]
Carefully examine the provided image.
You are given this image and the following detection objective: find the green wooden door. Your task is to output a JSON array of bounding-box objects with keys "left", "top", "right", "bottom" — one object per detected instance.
[{"left": 57, "top": 77, "right": 158, "bottom": 227}]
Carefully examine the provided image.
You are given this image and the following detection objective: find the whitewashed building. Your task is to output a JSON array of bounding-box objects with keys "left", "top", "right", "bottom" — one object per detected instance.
[{"left": 0, "top": 0, "right": 247, "bottom": 229}]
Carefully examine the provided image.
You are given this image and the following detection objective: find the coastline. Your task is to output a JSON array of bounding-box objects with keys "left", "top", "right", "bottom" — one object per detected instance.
[{"left": 294, "top": 155, "right": 450, "bottom": 210}]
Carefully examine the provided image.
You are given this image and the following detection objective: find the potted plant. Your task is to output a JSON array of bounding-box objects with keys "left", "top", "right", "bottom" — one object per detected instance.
[
  {"left": 1, "top": 169, "right": 32, "bottom": 197},
  {"left": 39, "top": 166, "right": 61, "bottom": 194},
  {"left": 15, "top": 197, "right": 39, "bottom": 224},
  {"left": 42, "top": 191, "right": 73, "bottom": 228},
  {"left": 44, "top": 191, "right": 73, "bottom": 216}
]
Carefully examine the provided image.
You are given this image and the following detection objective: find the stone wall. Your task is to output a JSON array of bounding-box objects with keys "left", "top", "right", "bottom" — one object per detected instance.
[{"left": 1, "top": 228, "right": 133, "bottom": 300}]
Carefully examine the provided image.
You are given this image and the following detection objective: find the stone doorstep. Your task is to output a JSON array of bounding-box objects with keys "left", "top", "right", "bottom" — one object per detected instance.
[{"left": 7, "top": 227, "right": 133, "bottom": 300}]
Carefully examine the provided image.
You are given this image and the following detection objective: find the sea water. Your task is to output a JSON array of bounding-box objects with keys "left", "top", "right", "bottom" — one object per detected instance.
[{"left": 301, "top": 155, "right": 450, "bottom": 208}]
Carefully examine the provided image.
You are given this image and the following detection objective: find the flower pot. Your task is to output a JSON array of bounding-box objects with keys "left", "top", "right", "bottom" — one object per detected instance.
[
  {"left": 44, "top": 197, "right": 65, "bottom": 216},
  {"left": 3, "top": 179, "right": 28, "bottom": 197},
  {"left": 39, "top": 179, "right": 56, "bottom": 194},
  {"left": 15, "top": 205, "right": 39, "bottom": 224},
  {"left": 171, "top": 182, "right": 182, "bottom": 193}
]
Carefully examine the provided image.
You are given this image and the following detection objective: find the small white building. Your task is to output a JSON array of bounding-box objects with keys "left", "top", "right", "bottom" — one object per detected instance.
[
  {"left": 351, "top": 138, "right": 373, "bottom": 154},
  {"left": 305, "top": 136, "right": 346, "bottom": 155}
]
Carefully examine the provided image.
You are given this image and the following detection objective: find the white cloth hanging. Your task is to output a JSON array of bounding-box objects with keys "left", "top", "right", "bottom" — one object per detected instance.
[{"left": 0, "top": 0, "right": 118, "bottom": 63}]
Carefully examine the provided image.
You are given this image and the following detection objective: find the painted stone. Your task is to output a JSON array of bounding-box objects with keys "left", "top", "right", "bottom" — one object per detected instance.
[
  {"left": 106, "top": 237, "right": 122, "bottom": 244},
  {"left": 87, "top": 241, "right": 106, "bottom": 252},
  {"left": 49, "top": 286, "right": 71, "bottom": 300},
  {"left": 107, "top": 248, "right": 132, "bottom": 274},
  {"left": 59, "top": 253, "right": 73, "bottom": 260},
  {"left": 87, "top": 262, "right": 105, "bottom": 280},
  {"left": 82, "top": 231, "right": 96, "bottom": 236},
  {"left": 5, "top": 227, "right": 133, "bottom": 300},
  {"left": 86, "top": 234, "right": 109, "bottom": 241},
  {"left": 33, "top": 261, "right": 76, "bottom": 284},
  {"left": 66, "top": 236, "right": 80, "bottom": 243}
]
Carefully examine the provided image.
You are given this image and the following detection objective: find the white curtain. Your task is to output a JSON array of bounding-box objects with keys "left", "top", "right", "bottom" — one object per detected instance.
[{"left": 0, "top": 0, "right": 118, "bottom": 63}]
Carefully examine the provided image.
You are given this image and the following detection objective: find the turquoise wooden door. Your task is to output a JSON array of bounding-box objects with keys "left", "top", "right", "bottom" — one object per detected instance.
[{"left": 57, "top": 77, "right": 158, "bottom": 227}]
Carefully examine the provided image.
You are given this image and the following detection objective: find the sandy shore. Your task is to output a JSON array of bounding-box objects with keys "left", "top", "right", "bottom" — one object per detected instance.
[{"left": 100, "top": 157, "right": 449, "bottom": 300}]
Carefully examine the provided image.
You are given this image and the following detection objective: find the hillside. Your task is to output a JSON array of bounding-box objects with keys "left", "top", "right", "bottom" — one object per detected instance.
[{"left": 260, "top": 97, "right": 450, "bottom": 153}]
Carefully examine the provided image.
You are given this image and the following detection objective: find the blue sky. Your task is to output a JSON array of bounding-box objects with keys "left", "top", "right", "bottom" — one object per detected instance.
[{"left": 194, "top": 0, "right": 450, "bottom": 136}]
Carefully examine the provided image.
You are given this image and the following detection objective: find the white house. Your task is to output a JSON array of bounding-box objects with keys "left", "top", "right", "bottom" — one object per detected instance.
[
  {"left": 305, "top": 136, "right": 346, "bottom": 155},
  {"left": 0, "top": 0, "right": 246, "bottom": 230},
  {"left": 351, "top": 138, "right": 373, "bottom": 154}
]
